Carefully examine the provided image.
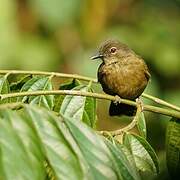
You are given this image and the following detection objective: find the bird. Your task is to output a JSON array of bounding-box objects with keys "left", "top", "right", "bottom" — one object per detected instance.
[{"left": 91, "top": 40, "right": 151, "bottom": 116}]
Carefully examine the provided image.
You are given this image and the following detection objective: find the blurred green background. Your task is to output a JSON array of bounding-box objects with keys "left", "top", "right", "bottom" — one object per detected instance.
[{"left": 0, "top": 0, "right": 180, "bottom": 179}]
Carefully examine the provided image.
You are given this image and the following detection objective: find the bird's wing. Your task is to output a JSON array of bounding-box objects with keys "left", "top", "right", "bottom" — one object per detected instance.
[
  {"left": 144, "top": 64, "right": 151, "bottom": 81},
  {"left": 137, "top": 55, "right": 151, "bottom": 81},
  {"left": 97, "top": 63, "right": 105, "bottom": 82}
]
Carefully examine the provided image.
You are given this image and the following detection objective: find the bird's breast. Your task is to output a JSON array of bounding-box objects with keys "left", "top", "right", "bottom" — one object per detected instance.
[{"left": 98, "top": 62, "right": 148, "bottom": 99}]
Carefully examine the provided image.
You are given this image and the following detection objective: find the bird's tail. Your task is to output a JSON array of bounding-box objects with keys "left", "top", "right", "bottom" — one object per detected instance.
[{"left": 109, "top": 101, "right": 136, "bottom": 116}]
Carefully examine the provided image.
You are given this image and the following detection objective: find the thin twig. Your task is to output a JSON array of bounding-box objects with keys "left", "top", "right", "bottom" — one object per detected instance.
[
  {"left": 0, "top": 70, "right": 97, "bottom": 83},
  {"left": 0, "top": 90, "right": 180, "bottom": 119},
  {"left": 142, "top": 93, "right": 180, "bottom": 112}
]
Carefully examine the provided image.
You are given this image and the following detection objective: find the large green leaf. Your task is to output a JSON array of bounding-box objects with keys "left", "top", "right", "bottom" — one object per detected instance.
[
  {"left": 136, "top": 111, "right": 147, "bottom": 138},
  {"left": 117, "top": 143, "right": 141, "bottom": 179},
  {"left": 105, "top": 140, "right": 141, "bottom": 180},
  {"left": 0, "top": 104, "right": 151, "bottom": 179},
  {"left": 25, "top": 105, "right": 119, "bottom": 179},
  {"left": 53, "top": 79, "right": 80, "bottom": 112},
  {"left": 63, "top": 113, "right": 140, "bottom": 180},
  {"left": 18, "top": 76, "right": 54, "bottom": 109},
  {"left": 25, "top": 106, "right": 84, "bottom": 180},
  {"left": 82, "top": 88, "right": 97, "bottom": 128},
  {"left": 60, "top": 85, "right": 87, "bottom": 119},
  {"left": 60, "top": 84, "right": 96, "bottom": 128},
  {"left": 0, "top": 109, "right": 46, "bottom": 180},
  {"left": 166, "top": 117, "right": 180, "bottom": 178},
  {"left": 0, "top": 75, "right": 10, "bottom": 104},
  {"left": 63, "top": 116, "right": 117, "bottom": 179},
  {"left": 123, "top": 133, "right": 159, "bottom": 174}
]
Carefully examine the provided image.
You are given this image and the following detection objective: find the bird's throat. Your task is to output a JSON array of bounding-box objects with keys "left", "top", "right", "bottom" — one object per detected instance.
[{"left": 104, "top": 58, "right": 119, "bottom": 66}]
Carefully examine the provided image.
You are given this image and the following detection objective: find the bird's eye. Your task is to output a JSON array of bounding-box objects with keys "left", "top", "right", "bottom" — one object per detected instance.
[{"left": 110, "top": 47, "right": 117, "bottom": 54}]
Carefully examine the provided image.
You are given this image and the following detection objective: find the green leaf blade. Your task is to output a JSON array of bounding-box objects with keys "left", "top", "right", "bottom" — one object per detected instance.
[
  {"left": 0, "top": 75, "right": 10, "bottom": 104},
  {"left": 63, "top": 114, "right": 141, "bottom": 180},
  {"left": 53, "top": 79, "right": 80, "bottom": 112},
  {"left": 18, "top": 76, "right": 54, "bottom": 109},
  {"left": 123, "top": 133, "right": 159, "bottom": 175},
  {"left": 105, "top": 140, "right": 141, "bottom": 180},
  {"left": 82, "top": 88, "right": 97, "bottom": 128},
  {"left": 60, "top": 85, "right": 88, "bottom": 120},
  {"left": 137, "top": 111, "right": 147, "bottom": 138},
  {"left": 60, "top": 84, "right": 97, "bottom": 128},
  {"left": 25, "top": 106, "right": 84, "bottom": 180},
  {"left": 0, "top": 109, "right": 46, "bottom": 180},
  {"left": 166, "top": 117, "right": 180, "bottom": 178},
  {"left": 63, "top": 116, "right": 118, "bottom": 180}
]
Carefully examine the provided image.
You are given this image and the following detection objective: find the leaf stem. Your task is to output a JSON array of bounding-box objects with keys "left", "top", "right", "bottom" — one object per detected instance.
[{"left": 0, "top": 90, "right": 180, "bottom": 119}]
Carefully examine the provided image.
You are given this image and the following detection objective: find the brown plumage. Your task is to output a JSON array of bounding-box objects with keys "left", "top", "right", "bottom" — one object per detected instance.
[{"left": 91, "top": 40, "right": 150, "bottom": 116}]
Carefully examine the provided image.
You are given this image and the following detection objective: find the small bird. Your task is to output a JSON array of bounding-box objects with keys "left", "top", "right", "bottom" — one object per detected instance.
[{"left": 91, "top": 40, "right": 151, "bottom": 116}]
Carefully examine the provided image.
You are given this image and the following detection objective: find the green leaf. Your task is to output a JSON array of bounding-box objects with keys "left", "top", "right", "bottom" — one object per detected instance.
[
  {"left": 82, "top": 88, "right": 97, "bottom": 128},
  {"left": 118, "top": 143, "right": 141, "bottom": 176},
  {"left": 44, "top": 161, "right": 56, "bottom": 180},
  {"left": 0, "top": 104, "right": 146, "bottom": 180},
  {"left": 64, "top": 114, "right": 140, "bottom": 180},
  {"left": 63, "top": 116, "right": 118, "bottom": 179},
  {"left": 60, "top": 85, "right": 87, "bottom": 120},
  {"left": 60, "top": 84, "right": 97, "bottom": 128},
  {"left": 18, "top": 76, "right": 54, "bottom": 109},
  {"left": 0, "top": 75, "right": 10, "bottom": 104},
  {"left": 105, "top": 140, "right": 141, "bottom": 180},
  {"left": 0, "top": 109, "right": 46, "bottom": 180},
  {"left": 53, "top": 79, "right": 80, "bottom": 112},
  {"left": 27, "top": 105, "right": 126, "bottom": 179},
  {"left": 166, "top": 117, "right": 180, "bottom": 178},
  {"left": 136, "top": 111, "right": 147, "bottom": 138},
  {"left": 8, "top": 74, "right": 32, "bottom": 102},
  {"left": 9, "top": 74, "right": 32, "bottom": 91},
  {"left": 123, "top": 133, "right": 159, "bottom": 174},
  {"left": 25, "top": 105, "right": 84, "bottom": 180}
]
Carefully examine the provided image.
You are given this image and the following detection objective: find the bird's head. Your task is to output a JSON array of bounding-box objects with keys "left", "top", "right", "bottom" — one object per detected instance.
[{"left": 91, "top": 40, "right": 133, "bottom": 64}]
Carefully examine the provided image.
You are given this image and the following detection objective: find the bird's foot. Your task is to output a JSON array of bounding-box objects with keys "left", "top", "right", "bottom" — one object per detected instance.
[
  {"left": 136, "top": 97, "right": 144, "bottom": 111},
  {"left": 114, "top": 95, "right": 122, "bottom": 105}
]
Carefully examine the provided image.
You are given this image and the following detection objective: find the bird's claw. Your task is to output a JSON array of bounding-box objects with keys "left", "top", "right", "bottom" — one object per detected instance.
[
  {"left": 136, "top": 97, "right": 144, "bottom": 111},
  {"left": 114, "top": 95, "right": 122, "bottom": 105}
]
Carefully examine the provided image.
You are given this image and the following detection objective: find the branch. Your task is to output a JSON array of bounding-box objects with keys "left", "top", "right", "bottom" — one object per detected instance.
[
  {"left": 0, "top": 70, "right": 97, "bottom": 83},
  {"left": 0, "top": 70, "right": 179, "bottom": 112},
  {"left": 0, "top": 90, "right": 180, "bottom": 119},
  {"left": 142, "top": 93, "right": 180, "bottom": 112}
]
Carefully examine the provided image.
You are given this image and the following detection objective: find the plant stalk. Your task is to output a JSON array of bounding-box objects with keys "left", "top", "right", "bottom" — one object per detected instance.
[
  {"left": 0, "top": 70, "right": 179, "bottom": 112},
  {"left": 1, "top": 90, "right": 180, "bottom": 119}
]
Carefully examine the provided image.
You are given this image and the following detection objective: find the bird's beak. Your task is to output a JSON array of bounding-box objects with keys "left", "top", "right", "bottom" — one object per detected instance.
[{"left": 90, "top": 54, "right": 104, "bottom": 60}]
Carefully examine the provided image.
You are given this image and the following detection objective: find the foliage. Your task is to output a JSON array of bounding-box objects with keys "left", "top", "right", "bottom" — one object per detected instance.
[
  {"left": 166, "top": 117, "right": 180, "bottom": 178},
  {"left": 0, "top": 71, "right": 179, "bottom": 180},
  {"left": 0, "top": 0, "right": 180, "bottom": 179},
  {"left": 0, "top": 2, "right": 180, "bottom": 177}
]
